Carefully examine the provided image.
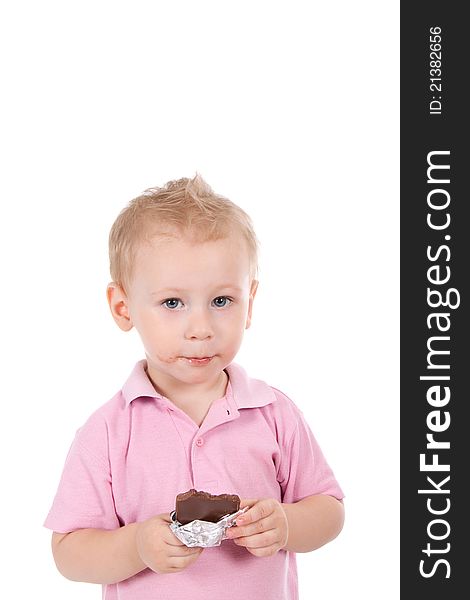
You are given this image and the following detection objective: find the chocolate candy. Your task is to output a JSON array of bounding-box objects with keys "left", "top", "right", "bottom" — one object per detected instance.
[{"left": 175, "top": 489, "right": 240, "bottom": 525}]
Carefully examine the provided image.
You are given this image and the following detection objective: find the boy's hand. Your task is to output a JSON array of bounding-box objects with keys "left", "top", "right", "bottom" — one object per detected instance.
[
  {"left": 226, "top": 498, "right": 288, "bottom": 557},
  {"left": 135, "top": 514, "right": 203, "bottom": 574}
]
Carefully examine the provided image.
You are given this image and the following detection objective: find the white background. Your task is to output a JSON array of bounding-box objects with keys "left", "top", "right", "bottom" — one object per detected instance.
[{"left": 1, "top": 1, "right": 399, "bottom": 598}]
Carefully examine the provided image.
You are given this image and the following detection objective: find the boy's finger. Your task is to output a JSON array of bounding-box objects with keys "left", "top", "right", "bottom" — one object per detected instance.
[
  {"left": 236, "top": 498, "right": 274, "bottom": 526},
  {"left": 166, "top": 537, "right": 188, "bottom": 547},
  {"left": 228, "top": 517, "right": 271, "bottom": 539},
  {"left": 236, "top": 498, "right": 258, "bottom": 524},
  {"left": 168, "top": 544, "right": 203, "bottom": 556},
  {"left": 233, "top": 530, "right": 277, "bottom": 548},
  {"left": 239, "top": 498, "right": 258, "bottom": 510}
]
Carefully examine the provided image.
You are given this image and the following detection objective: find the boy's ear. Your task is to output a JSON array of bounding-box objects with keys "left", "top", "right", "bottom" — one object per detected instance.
[
  {"left": 106, "top": 282, "right": 133, "bottom": 332},
  {"left": 245, "top": 279, "right": 259, "bottom": 330}
]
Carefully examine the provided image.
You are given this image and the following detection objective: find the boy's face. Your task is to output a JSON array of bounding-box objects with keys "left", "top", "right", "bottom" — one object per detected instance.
[{"left": 108, "top": 232, "right": 257, "bottom": 394}]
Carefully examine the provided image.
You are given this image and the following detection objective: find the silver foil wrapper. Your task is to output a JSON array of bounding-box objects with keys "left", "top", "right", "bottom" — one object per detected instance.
[{"left": 170, "top": 507, "right": 248, "bottom": 548}]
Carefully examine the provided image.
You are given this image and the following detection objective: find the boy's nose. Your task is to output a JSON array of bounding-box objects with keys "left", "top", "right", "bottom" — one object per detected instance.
[{"left": 184, "top": 311, "right": 214, "bottom": 340}]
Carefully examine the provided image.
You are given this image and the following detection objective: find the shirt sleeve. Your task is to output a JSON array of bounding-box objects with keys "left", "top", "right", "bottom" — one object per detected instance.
[
  {"left": 43, "top": 414, "right": 121, "bottom": 533},
  {"left": 277, "top": 399, "right": 344, "bottom": 504}
]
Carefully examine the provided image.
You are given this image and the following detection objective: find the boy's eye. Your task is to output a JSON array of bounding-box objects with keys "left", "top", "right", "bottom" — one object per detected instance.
[
  {"left": 162, "top": 296, "right": 232, "bottom": 310},
  {"left": 212, "top": 296, "right": 232, "bottom": 308},
  {"left": 163, "top": 298, "right": 182, "bottom": 309}
]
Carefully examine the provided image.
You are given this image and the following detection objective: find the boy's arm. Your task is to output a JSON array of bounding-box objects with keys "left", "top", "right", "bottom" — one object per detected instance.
[
  {"left": 52, "top": 523, "right": 145, "bottom": 584},
  {"left": 282, "top": 494, "right": 344, "bottom": 552},
  {"left": 52, "top": 514, "right": 203, "bottom": 585}
]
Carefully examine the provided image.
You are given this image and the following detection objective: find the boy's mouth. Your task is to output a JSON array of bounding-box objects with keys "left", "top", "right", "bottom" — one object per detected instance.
[{"left": 180, "top": 356, "right": 214, "bottom": 366}]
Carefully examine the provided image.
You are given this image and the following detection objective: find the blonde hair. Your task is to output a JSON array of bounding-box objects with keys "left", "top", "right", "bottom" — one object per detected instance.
[{"left": 109, "top": 174, "right": 259, "bottom": 290}]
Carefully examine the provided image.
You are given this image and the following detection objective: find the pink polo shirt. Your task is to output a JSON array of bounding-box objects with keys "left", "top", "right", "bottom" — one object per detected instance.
[{"left": 44, "top": 361, "right": 344, "bottom": 600}]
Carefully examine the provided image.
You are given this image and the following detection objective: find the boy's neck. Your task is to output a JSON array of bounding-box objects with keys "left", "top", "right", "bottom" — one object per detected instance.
[{"left": 146, "top": 366, "right": 229, "bottom": 422}]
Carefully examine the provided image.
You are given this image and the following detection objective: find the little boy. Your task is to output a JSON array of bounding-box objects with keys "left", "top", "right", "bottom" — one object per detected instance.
[{"left": 44, "top": 175, "right": 344, "bottom": 600}]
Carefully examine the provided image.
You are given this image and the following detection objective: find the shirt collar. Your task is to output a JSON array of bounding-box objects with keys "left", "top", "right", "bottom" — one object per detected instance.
[
  {"left": 122, "top": 360, "right": 161, "bottom": 405},
  {"left": 121, "top": 360, "right": 277, "bottom": 409},
  {"left": 224, "top": 363, "right": 277, "bottom": 409}
]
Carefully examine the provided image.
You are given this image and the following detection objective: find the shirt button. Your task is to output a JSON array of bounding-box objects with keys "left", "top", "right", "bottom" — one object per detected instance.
[{"left": 196, "top": 438, "right": 204, "bottom": 447}]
